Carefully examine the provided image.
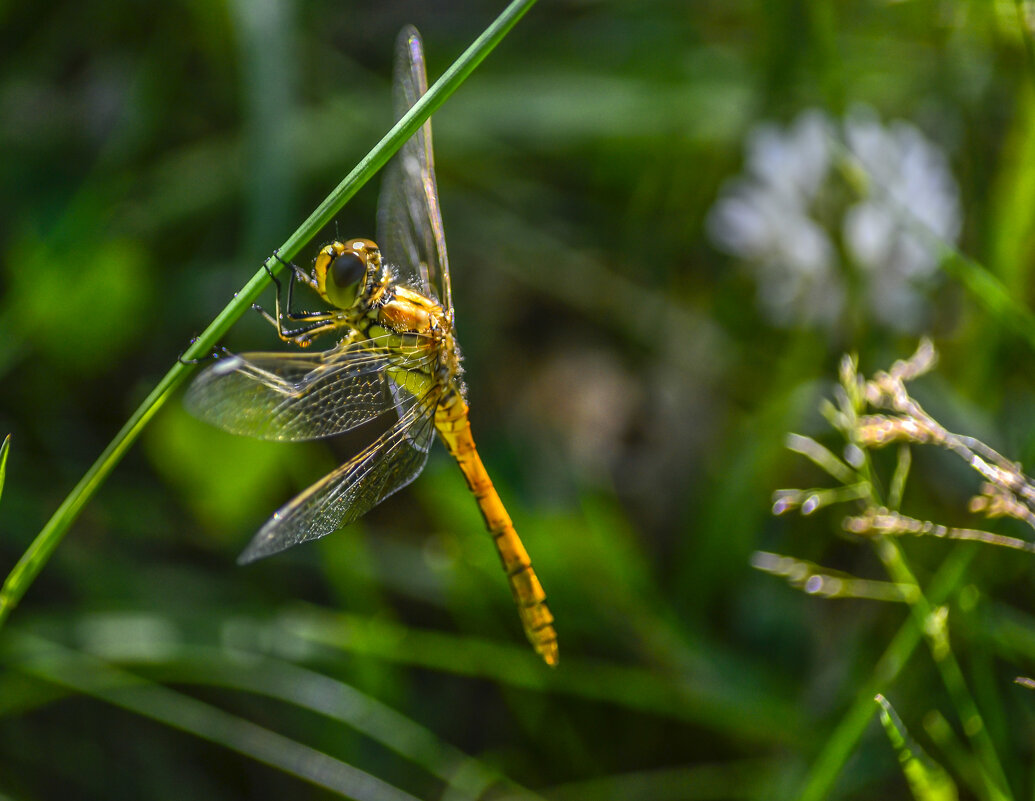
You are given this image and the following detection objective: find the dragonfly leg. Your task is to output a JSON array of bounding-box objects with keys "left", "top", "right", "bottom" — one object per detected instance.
[
  {"left": 250, "top": 298, "right": 354, "bottom": 347},
  {"left": 258, "top": 254, "right": 319, "bottom": 321},
  {"left": 254, "top": 258, "right": 341, "bottom": 345},
  {"left": 251, "top": 303, "right": 346, "bottom": 347},
  {"left": 277, "top": 258, "right": 332, "bottom": 323},
  {"left": 280, "top": 318, "right": 356, "bottom": 348},
  {"left": 252, "top": 258, "right": 289, "bottom": 337},
  {"left": 272, "top": 248, "right": 317, "bottom": 293},
  {"left": 250, "top": 301, "right": 281, "bottom": 331}
]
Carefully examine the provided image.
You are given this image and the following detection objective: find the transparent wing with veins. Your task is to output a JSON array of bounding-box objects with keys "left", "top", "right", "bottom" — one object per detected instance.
[
  {"left": 377, "top": 25, "right": 453, "bottom": 318},
  {"left": 237, "top": 382, "right": 442, "bottom": 562},
  {"left": 184, "top": 334, "right": 436, "bottom": 442}
]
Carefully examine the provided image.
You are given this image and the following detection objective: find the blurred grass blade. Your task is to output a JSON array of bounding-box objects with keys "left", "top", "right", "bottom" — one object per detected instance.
[
  {"left": 875, "top": 694, "right": 957, "bottom": 801},
  {"left": 938, "top": 248, "right": 1035, "bottom": 352},
  {"left": 875, "top": 540, "right": 1011, "bottom": 801},
  {"left": 6, "top": 632, "right": 423, "bottom": 801},
  {"left": 503, "top": 760, "right": 776, "bottom": 801},
  {"left": 0, "top": 610, "right": 541, "bottom": 801},
  {"left": 142, "top": 646, "right": 540, "bottom": 800},
  {"left": 0, "top": 434, "right": 9, "bottom": 507},
  {"left": 784, "top": 433, "right": 856, "bottom": 485},
  {"left": 0, "top": 0, "right": 539, "bottom": 630},
  {"left": 751, "top": 551, "right": 914, "bottom": 603},
  {"left": 281, "top": 606, "right": 805, "bottom": 745},
  {"left": 799, "top": 545, "right": 976, "bottom": 801},
  {"left": 888, "top": 444, "right": 911, "bottom": 511},
  {"left": 923, "top": 708, "right": 989, "bottom": 801}
]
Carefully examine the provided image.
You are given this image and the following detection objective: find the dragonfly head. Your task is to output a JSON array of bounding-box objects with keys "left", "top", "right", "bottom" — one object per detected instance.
[{"left": 313, "top": 239, "right": 382, "bottom": 310}]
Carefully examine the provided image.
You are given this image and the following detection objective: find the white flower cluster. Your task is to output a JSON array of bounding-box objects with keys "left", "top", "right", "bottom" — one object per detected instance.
[{"left": 707, "top": 107, "right": 960, "bottom": 331}]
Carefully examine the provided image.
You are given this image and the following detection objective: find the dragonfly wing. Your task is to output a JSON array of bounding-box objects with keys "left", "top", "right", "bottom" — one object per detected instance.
[
  {"left": 377, "top": 25, "right": 453, "bottom": 316},
  {"left": 184, "top": 337, "right": 433, "bottom": 441},
  {"left": 237, "top": 384, "right": 441, "bottom": 563}
]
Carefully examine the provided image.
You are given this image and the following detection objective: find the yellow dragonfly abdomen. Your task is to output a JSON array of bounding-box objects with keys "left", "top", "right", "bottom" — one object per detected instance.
[{"left": 435, "top": 391, "right": 558, "bottom": 666}]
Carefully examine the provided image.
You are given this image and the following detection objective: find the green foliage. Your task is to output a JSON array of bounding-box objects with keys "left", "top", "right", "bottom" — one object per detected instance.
[
  {"left": 144, "top": 406, "right": 298, "bottom": 540},
  {"left": 3, "top": 233, "right": 151, "bottom": 376}
]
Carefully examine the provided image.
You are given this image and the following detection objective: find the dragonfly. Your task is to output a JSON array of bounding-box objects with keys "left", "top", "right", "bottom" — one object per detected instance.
[{"left": 185, "top": 26, "right": 557, "bottom": 666}]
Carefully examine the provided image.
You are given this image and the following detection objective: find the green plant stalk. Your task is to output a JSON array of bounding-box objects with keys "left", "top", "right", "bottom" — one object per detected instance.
[
  {"left": 876, "top": 537, "right": 1012, "bottom": 801},
  {"left": 0, "top": 0, "right": 539, "bottom": 630},
  {"left": 924, "top": 708, "right": 989, "bottom": 801},
  {"left": 798, "top": 544, "right": 976, "bottom": 801},
  {"left": 888, "top": 444, "right": 910, "bottom": 511},
  {"left": 874, "top": 694, "right": 957, "bottom": 801},
  {"left": 0, "top": 434, "right": 10, "bottom": 506}
]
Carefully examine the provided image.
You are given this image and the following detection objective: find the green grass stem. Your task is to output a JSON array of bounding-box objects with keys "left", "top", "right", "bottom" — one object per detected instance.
[
  {"left": 0, "top": 434, "right": 9, "bottom": 508},
  {"left": 875, "top": 538, "right": 1012, "bottom": 801},
  {"left": 798, "top": 545, "right": 978, "bottom": 801},
  {"left": 875, "top": 694, "right": 958, "bottom": 801}
]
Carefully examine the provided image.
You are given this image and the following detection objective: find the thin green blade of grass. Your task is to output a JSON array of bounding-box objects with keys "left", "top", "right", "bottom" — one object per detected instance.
[
  {"left": 751, "top": 551, "right": 915, "bottom": 603},
  {"left": 5, "top": 632, "right": 424, "bottom": 801},
  {"left": 938, "top": 248, "right": 1035, "bottom": 351},
  {"left": 0, "top": 0, "right": 539, "bottom": 630},
  {"left": 923, "top": 709, "right": 988, "bottom": 801},
  {"left": 888, "top": 444, "right": 911, "bottom": 511},
  {"left": 0, "top": 434, "right": 9, "bottom": 507},
  {"left": 875, "top": 694, "right": 958, "bottom": 801},
  {"left": 875, "top": 539, "right": 1011, "bottom": 801},
  {"left": 784, "top": 433, "right": 857, "bottom": 486}
]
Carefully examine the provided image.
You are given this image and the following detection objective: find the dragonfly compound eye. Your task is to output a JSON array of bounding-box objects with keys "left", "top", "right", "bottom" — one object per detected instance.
[
  {"left": 318, "top": 250, "right": 365, "bottom": 309},
  {"left": 331, "top": 252, "right": 365, "bottom": 289}
]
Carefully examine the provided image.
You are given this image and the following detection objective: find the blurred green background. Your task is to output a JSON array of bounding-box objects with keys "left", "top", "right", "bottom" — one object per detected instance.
[{"left": 5, "top": 0, "right": 1035, "bottom": 799}]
